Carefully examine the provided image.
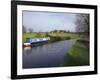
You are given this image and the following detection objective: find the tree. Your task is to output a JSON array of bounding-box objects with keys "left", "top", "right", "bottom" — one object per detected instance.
[
  {"left": 23, "top": 25, "right": 27, "bottom": 33},
  {"left": 53, "top": 30, "right": 58, "bottom": 32},
  {"left": 75, "top": 14, "right": 89, "bottom": 35},
  {"left": 28, "top": 28, "right": 33, "bottom": 33},
  {"left": 67, "top": 30, "right": 70, "bottom": 33}
]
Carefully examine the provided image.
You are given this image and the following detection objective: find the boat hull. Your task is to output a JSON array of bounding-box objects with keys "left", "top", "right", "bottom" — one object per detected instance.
[{"left": 31, "top": 40, "right": 49, "bottom": 47}]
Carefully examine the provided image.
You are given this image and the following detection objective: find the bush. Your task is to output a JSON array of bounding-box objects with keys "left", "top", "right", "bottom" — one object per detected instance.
[
  {"left": 65, "top": 37, "right": 71, "bottom": 40},
  {"left": 50, "top": 36, "right": 71, "bottom": 42},
  {"left": 50, "top": 36, "right": 62, "bottom": 42},
  {"left": 77, "top": 39, "right": 89, "bottom": 44}
]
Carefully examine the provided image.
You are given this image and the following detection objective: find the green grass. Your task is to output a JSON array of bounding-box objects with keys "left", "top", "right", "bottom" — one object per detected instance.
[
  {"left": 23, "top": 32, "right": 81, "bottom": 43},
  {"left": 62, "top": 40, "right": 89, "bottom": 66},
  {"left": 23, "top": 32, "right": 36, "bottom": 43},
  {"left": 49, "top": 32, "right": 79, "bottom": 38}
]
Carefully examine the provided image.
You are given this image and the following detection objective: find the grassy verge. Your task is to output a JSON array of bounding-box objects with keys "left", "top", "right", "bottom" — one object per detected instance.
[
  {"left": 62, "top": 40, "right": 89, "bottom": 66},
  {"left": 23, "top": 32, "right": 80, "bottom": 43}
]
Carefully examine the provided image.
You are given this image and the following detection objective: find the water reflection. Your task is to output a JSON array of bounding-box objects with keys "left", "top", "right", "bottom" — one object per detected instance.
[{"left": 23, "top": 39, "right": 76, "bottom": 68}]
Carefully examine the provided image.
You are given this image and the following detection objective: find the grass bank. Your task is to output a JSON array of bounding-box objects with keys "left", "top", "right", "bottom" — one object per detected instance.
[
  {"left": 62, "top": 39, "right": 89, "bottom": 66},
  {"left": 23, "top": 32, "right": 81, "bottom": 43}
]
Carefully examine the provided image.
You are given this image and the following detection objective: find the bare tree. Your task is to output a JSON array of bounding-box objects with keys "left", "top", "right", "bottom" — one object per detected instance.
[
  {"left": 28, "top": 28, "right": 33, "bottom": 33},
  {"left": 23, "top": 25, "right": 27, "bottom": 33},
  {"left": 75, "top": 14, "right": 89, "bottom": 35}
]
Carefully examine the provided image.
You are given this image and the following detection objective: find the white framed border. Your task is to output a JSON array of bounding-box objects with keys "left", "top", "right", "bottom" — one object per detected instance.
[{"left": 17, "top": 5, "right": 95, "bottom": 75}]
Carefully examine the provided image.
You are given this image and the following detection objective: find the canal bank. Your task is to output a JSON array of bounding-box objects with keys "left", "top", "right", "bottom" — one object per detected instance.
[{"left": 62, "top": 39, "right": 89, "bottom": 66}]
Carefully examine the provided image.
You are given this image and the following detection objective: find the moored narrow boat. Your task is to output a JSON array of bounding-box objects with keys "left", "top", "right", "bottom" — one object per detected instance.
[{"left": 23, "top": 37, "right": 50, "bottom": 47}]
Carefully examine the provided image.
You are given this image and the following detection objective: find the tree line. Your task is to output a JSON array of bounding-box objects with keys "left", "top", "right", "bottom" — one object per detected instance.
[{"left": 23, "top": 26, "right": 34, "bottom": 33}]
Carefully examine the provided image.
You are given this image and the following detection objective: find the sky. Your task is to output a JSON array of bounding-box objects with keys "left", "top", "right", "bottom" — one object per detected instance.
[{"left": 23, "top": 11, "right": 77, "bottom": 32}]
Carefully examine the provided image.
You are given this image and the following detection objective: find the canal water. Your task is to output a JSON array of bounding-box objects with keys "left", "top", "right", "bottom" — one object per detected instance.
[{"left": 23, "top": 39, "right": 76, "bottom": 69}]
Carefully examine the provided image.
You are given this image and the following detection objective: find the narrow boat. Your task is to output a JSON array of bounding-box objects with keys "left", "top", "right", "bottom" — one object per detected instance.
[{"left": 23, "top": 37, "right": 50, "bottom": 47}]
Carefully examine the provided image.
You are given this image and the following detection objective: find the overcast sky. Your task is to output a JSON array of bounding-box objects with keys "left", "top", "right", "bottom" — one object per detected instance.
[{"left": 23, "top": 11, "right": 77, "bottom": 32}]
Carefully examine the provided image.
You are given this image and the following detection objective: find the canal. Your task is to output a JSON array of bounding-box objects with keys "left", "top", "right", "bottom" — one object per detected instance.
[{"left": 23, "top": 39, "right": 76, "bottom": 68}]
